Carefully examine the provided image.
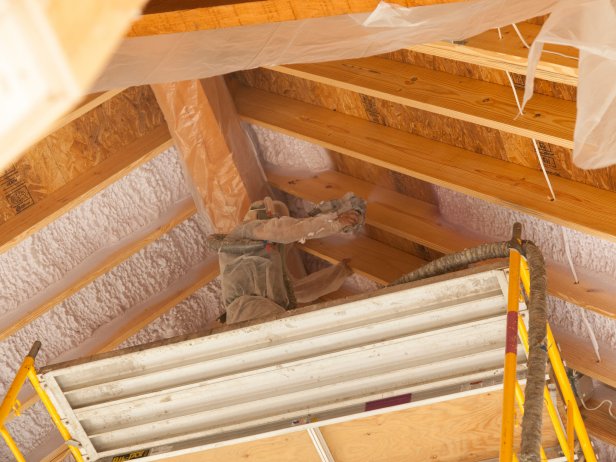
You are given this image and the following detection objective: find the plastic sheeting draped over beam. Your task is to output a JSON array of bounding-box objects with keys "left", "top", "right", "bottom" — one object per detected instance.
[{"left": 96, "top": 0, "right": 615, "bottom": 168}]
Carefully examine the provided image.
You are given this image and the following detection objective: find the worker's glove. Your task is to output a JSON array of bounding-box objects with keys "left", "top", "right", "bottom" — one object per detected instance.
[
  {"left": 309, "top": 192, "right": 366, "bottom": 218},
  {"left": 309, "top": 192, "right": 366, "bottom": 233}
]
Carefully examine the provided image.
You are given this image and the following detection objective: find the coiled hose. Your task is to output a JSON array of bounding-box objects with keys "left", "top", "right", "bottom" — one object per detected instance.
[{"left": 389, "top": 224, "right": 547, "bottom": 462}]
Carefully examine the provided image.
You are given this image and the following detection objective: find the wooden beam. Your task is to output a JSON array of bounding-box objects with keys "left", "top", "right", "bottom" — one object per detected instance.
[
  {"left": 300, "top": 234, "right": 426, "bottom": 285},
  {"left": 268, "top": 168, "right": 616, "bottom": 320},
  {"left": 152, "top": 77, "right": 269, "bottom": 233},
  {"left": 409, "top": 23, "right": 578, "bottom": 86},
  {"left": 128, "top": 0, "right": 464, "bottom": 36},
  {"left": 0, "top": 86, "right": 169, "bottom": 254},
  {"left": 46, "top": 1, "right": 146, "bottom": 88},
  {"left": 554, "top": 327, "right": 616, "bottom": 390},
  {"left": 234, "top": 86, "right": 616, "bottom": 245},
  {"left": 2, "top": 0, "right": 147, "bottom": 170},
  {"left": 0, "top": 198, "right": 196, "bottom": 343},
  {"left": 581, "top": 384, "right": 616, "bottom": 446},
  {"left": 273, "top": 56, "right": 575, "bottom": 149}
]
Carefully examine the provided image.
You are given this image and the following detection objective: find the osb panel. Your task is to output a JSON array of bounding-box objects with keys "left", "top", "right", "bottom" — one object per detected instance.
[
  {"left": 328, "top": 151, "right": 439, "bottom": 205},
  {"left": 232, "top": 69, "right": 616, "bottom": 193},
  {"left": 382, "top": 48, "right": 577, "bottom": 101},
  {"left": 321, "top": 390, "right": 559, "bottom": 462},
  {"left": 363, "top": 224, "right": 443, "bottom": 262},
  {"left": 0, "top": 86, "right": 164, "bottom": 225}
]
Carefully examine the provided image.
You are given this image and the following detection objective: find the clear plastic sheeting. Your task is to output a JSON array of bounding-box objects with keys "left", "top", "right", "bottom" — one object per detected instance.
[
  {"left": 152, "top": 78, "right": 269, "bottom": 232},
  {"left": 92, "top": 0, "right": 559, "bottom": 92},
  {"left": 522, "top": 0, "right": 616, "bottom": 169},
  {"left": 94, "top": 0, "right": 615, "bottom": 168}
]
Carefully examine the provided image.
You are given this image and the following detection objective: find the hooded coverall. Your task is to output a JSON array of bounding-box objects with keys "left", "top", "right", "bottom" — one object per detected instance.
[{"left": 219, "top": 211, "right": 356, "bottom": 324}]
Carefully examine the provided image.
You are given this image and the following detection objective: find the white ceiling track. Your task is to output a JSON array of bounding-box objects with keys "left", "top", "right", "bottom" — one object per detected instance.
[{"left": 39, "top": 265, "right": 525, "bottom": 461}]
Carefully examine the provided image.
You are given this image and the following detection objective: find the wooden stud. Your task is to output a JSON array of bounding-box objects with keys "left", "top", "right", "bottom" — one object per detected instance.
[
  {"left": 273, "top": 56, "right": 575, "bottom": 149},
  {"left": 233, "top": 86, "right": 616, "bottom": 245}
]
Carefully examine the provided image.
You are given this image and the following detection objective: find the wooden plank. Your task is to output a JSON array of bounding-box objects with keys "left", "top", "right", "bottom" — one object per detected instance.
[
  {"left": 152, "top": 78, "right": 269, "bottom": 233},
  {"left": 274, "top": 56, "right": 576, "bottom": 149},
  {"left": 0, "top": 199, "right": 196, "bottom": 343},
  {"left": 268, "top": 168, "right": 616, "bottom": 320},
  {"left": 128, "top": 0, "right": 463, "bottom": 36},
  {"left": 554, "top": 327, "right": 616, "bottom": 390},
  {"left": 300, "top": 234, "right": 426, "bottom": 285},
  {"left": 409, "top": 23, "right": 578, "bottom": 86},
  {"left": 0, "top": 124, "right": 172, "bottom": 254},
  {"left": 321, "top": 389, "right": 559, "bottom": 462},
  {"left": 0, "top": 86, "right": 166, "bottom": 251},
  {"left": 581, "top": 384, "right": 616, "bottom": 446},
  {"left": 162, "top": 431, "right": 321, "bottom": 462},
  {"left": 234, "top": 86, "right": 616, "bottom": 245},
  {"left": 234, "top": 69, "right": 616, "bottom": 194}
]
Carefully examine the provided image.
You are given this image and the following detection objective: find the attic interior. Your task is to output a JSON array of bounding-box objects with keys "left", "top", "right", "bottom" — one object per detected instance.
[{"left": 1, "top": 0, "right": 616, "bottom": 461}]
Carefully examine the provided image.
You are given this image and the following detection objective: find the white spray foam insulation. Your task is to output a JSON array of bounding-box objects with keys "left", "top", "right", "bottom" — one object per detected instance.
[
  {"left": 0, "top": 147, "right": 225, "bottom": 459},
  {"left": 435, "top": 186, "right": 616, "bottom": 350},
  {"left": 245, "top": 123, "right": 334, "bottom": 172},
  {"left": 120, "top": 278, "right": 224, "bottom": 349}
]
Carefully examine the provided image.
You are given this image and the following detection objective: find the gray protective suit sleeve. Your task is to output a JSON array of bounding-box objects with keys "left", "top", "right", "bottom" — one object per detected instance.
[{"left": 229, "top": 213, "right": 343, "bottom": 244}]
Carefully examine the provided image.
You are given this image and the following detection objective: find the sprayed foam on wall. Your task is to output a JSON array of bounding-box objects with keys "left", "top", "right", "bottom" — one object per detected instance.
[
  {"left": 436, "top": 186, "right": 616, "bottom": 350},
  {"left": 0, "top": 147, "right": 225, "bottom": 459}
]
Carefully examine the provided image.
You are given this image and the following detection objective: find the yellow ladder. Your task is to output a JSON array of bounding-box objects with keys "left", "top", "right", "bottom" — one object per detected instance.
[
  {"left": 0, "top": 341, "right": 84, "bottom": 462},
  {"left": 500, "top": 249, "right": 597, "bottom": 462}
]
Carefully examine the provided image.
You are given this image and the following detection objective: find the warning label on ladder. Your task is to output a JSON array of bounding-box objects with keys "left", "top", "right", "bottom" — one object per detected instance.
[{"left": 111, "top": 449, "right": 150, "bottom": 461}]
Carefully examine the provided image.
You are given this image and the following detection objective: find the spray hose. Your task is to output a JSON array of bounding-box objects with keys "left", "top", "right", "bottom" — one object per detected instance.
[{"left": 388, "top": 223, "right": 547, "bottom": 462}]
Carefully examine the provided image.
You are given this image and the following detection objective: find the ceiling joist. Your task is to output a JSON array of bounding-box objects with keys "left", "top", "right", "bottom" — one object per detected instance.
[
  {"left": 274, "top": 57, "right": 575, "bottom": 149},
  {"left": 0, "top": 199, "right": 196, "bottom": 344}
]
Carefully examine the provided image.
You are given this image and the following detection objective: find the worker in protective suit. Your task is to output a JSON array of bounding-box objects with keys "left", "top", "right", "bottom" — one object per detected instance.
[{"left": 208, "top": 193, "right": 366, "bottom": 324}]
